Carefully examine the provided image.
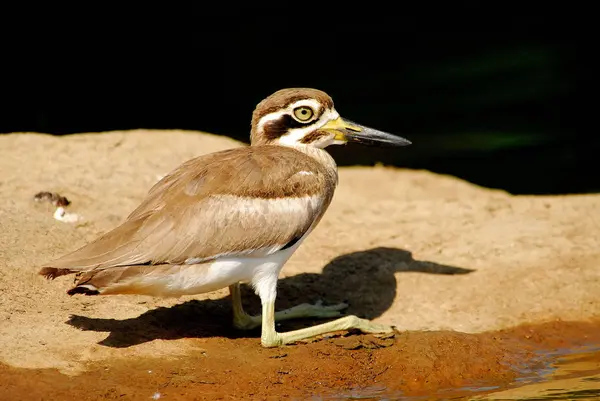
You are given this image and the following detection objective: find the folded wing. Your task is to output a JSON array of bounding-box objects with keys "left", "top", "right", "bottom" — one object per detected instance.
[{"left": 39, "top": 146, "right": 337, "bottom": 279}]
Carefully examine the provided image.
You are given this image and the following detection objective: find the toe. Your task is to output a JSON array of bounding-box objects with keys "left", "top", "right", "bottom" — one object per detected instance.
[{"left": 328, "top": 302, "right": 349, "bottom": 311}]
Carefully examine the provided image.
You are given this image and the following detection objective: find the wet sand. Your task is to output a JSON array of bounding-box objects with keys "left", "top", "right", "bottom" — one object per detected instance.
[{"left": 1, "top": 320, "right": 599, "bottom": 400}]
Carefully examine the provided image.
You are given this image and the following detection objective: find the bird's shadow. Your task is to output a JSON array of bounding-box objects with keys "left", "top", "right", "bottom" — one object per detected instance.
[{"left": 66, "top": 247, "right": 473, "bottom": 348}]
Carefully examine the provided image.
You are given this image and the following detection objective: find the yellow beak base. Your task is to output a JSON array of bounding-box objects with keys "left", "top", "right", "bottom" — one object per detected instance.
[{"left": 320, "top": 117, "right": 362, "bottom": 142}]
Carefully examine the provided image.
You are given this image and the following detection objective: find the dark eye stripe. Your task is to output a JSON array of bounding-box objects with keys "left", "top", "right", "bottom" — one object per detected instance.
[
  {"left": 261, "top": 114, "right": 314, "bottom": 141},
  {"left": 300, "top": 130, "right": 328, "bottom": 144}
]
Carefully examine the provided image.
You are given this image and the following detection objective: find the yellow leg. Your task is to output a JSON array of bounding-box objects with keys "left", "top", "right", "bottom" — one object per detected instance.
[
  {"left": 228, "top": 283, "right": 348, "bottom": 331},
  {"left": 259, "top": 300, "right": 394, "bottom": 347}
]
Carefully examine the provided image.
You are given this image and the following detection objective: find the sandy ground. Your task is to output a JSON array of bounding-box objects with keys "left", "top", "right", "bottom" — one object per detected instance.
[{"left": 0, "top": 130, "right": 599, "bottom": 399}]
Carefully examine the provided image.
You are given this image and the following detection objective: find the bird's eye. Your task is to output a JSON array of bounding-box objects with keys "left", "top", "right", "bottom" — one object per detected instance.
[{"left": 293, "top": 106, "right": 314, "bottom": 122}]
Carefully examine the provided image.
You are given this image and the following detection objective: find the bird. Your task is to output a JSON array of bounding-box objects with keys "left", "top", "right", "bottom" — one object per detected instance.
[{"left": 39, "top": 88, "right": 411, "bottom": 347}]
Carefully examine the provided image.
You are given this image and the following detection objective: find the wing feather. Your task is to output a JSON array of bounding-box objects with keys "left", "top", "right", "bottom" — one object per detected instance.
[{"left": 40, "top": 146, "right": 337, "bottom": 278}]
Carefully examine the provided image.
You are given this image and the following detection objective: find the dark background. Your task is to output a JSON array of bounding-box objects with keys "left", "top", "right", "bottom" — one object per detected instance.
[{"left": 2, "top": 5, "right": 591, "bottom": 195}]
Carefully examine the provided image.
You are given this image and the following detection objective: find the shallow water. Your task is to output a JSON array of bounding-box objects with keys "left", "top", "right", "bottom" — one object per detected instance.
[
  {"left": 323, "top": 346, "right": 600, "bottom": 401},
  {"left": 477, "top": 346, "right": 600, "bottom": 401}
]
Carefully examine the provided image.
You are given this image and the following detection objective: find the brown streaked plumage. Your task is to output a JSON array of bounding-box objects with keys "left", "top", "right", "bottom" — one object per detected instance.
[
  {"left": 40, "top": 145, "right": 337, "bottom": 282},
  {"left": 300, "top": 130, "right": 330, "bottom": 144},
  {"left": 39, "top": 87, "right": 411, "bottom": 347}
]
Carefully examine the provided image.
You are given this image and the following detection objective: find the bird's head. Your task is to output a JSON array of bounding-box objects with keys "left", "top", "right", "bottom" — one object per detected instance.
[{"left": 250, "top": 88, "right": 411, "bottom": 148}]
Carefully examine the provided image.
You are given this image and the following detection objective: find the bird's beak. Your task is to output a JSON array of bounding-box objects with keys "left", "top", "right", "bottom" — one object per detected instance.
[{"left": 321, "top": 117, "right": 411, "bottom": 147}]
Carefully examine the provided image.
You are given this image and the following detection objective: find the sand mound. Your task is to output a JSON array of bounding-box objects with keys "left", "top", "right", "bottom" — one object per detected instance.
[{"left": 1, "top": 129, "right": 599, "bottom": 375}]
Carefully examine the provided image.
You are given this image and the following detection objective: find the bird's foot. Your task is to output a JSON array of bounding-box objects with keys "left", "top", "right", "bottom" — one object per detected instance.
[
  {"left": 233, "top": 300, "right": 348, "bottom": 331},
  {"left": 261, "top": 315, "right": 395, "bottom": 347},
  {"left": 277, "top": 300, "right": 348, "bottom": 320}
]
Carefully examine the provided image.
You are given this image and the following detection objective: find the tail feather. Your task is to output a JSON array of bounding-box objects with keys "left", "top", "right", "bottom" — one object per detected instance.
[
  {"left": 39, "top": 267, "right": 76, "bottom": 280},
  {"left": 67, "top": 284, "right": 100, "bottom": 296},
  {"left": 37, "top": 213, "right": 159, "bottom": 281},
  {"left": 62, "top": 263, "right": 191, "bottom": 297}
]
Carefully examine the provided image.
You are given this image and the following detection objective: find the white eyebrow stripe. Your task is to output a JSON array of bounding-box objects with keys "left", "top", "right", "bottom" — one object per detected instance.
[
  {"left": 286, "top": 99, "right": 322, "bottom": 113},
  {"left": 256, "top": 99, "right": 325, "bottom": 131},
  {"left": 257, "top": 110, "right": 288, "bottom": 126}
]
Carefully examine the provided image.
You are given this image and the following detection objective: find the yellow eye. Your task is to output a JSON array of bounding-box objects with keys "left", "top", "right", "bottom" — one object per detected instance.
[{"left": 293, "top": 106, "right": 314, "bottom": 122}]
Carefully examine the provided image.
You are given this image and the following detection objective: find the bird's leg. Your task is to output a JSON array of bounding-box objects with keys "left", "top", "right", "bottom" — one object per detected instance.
[
  {"left": 229, "top": 283, "right": 348, "bottom": 331},
  {"left": 230, "top": 283, "right": 261, "bottom": 330},
  {"left": 256, "top": 284, "right": 395, "bottom": 347},
  {"left": 260, "top": 302, "right": 395, "bottom": 347}
]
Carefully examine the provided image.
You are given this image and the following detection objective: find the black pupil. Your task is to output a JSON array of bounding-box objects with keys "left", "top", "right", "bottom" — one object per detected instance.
[{"left": 301, "top": 109, "right": 307, "bottom": 115}]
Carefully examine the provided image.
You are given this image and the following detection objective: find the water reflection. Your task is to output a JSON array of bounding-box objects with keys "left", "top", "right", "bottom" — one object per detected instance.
[
  {"left": 476, "top": 347, "right": 600, "bottom": 401},
  {"left": 315, "top": 346, "right": 600, "bottom": 400}
]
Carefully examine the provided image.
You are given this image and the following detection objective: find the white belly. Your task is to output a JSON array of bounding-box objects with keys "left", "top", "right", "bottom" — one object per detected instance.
[{"left": 134, "top": 242, "right": 302, "bottom": 298}]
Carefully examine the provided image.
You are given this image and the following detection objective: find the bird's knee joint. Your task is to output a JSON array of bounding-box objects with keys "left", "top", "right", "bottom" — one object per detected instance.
[
  {"left": 233, "top": 314, "right": 260, "bottom": 330},
  {"left": 261, "top": 334, "right": 283, "bottom": 348},
  {"left": 345, "top": 315, "right": 361, "bottom": 326}
]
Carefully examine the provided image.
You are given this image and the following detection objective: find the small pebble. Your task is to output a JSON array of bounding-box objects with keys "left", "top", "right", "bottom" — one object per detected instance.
[{"left": 33, "top": 191, "right": 71, "bottom": 207}]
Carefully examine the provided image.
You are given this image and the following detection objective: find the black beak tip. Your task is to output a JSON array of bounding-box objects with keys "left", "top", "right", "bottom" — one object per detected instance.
[{"left": 385, "top": 136, "right": 412, "bottom": 147}]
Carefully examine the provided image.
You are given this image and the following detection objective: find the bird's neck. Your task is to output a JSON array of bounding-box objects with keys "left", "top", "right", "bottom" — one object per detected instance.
[
  {"left": 255, "top": 142, "right": 339, "bottom": 183},
  {"left": 287, "top": 143, "right": 338, "bottom": 173}
]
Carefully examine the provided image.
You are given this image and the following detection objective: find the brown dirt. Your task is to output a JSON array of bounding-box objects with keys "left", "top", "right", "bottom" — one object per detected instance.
[
  {"left": 1, "top": 130, "right": 599, "bottom": 400},
  {"left": 1, "top": 320, "right": 599, "bottom": 400}
]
